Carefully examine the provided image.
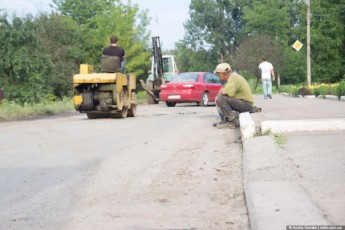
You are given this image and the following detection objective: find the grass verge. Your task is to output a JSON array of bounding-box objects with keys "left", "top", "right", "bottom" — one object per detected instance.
[
  {"left": 0, "top": 92, "right": 149, "bottom": 121},
  {"left": 0, "top": 98, "right": 74, "bottom": 121}
]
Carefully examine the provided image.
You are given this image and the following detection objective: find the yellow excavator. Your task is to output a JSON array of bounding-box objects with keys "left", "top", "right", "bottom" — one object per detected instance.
[{"left": 73, "top": 64, "right": 137, "bottom": 119}]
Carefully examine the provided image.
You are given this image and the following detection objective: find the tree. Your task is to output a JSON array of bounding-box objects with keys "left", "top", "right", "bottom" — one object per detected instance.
[
  {"left": 308, "top": 0, "right": 345, "bottom": 82},
  {"left": 35, "top": 14, "right": 85, "bottom": 98},
  {"left": 174, "top": 40, "right": 219, "bottom": 72},
  {"left": 243, "top": 0, "right": 290, "bottom": 44},
  {"left": 51, "top": 0, "right": 151, "bottom": 77},
  {"left": 51, "top": 0, "right": 109, "bottom": 25},
  {"left": 0, "top": 1, "right": 152, "bottom": 104},
  {"left": 243, "top": 0, "right": 345, "bottom": 84},
  {"left": 0, "top": 14, "right": 53, "bottom": 104},
  {"left": 233, "top": 35, "right": 281, "bottom": 89},
  {"left": 242, "top": 0, "right": 290, "bottom": 78},
  {"left": 184, "top": 0, "right": 248, "bottom": 61}
]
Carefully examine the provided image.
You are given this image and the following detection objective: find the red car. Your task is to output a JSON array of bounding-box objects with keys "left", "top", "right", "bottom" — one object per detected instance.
[{"left": 159, "top": 72, "right": 223, "bottom": 107}]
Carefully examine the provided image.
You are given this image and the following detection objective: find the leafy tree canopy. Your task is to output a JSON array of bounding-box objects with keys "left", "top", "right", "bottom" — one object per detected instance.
[
  {"left": 51, "top": 0, "right": 151, "bottom": 77},
  {"left": 184, "top": 0, "right": 248, "bottom": 61}
]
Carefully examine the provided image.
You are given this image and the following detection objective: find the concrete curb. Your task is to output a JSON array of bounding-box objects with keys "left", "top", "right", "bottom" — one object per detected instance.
[
  {"left": 261, "top": 118, "right": 345, "bottom": 134},
  {"left": 280, "top": 92, "right": 345, "bottom": 101},
  {"left": 324, "top": 95, "right": 339, "bottom": 100},
  {"left": 239, "top": 112, "right": 256, "bottom": 140}
]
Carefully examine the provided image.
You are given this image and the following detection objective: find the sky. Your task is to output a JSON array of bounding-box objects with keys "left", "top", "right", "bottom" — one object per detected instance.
[{"left": 0, "top": 0, "right": 191, "bottom": 50}]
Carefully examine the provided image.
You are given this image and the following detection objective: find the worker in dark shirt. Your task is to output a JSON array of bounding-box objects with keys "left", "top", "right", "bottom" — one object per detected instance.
[{"left": 101, "top": 36, "right": 126, "bottom": 73}]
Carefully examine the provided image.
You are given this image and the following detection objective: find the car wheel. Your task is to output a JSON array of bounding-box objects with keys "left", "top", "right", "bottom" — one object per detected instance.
[
  {"left": 199, "top": 92, "right": 209, "bottom": 107},
  {"left": 166, "top": 102, "right": 176, "bottom": 107}
]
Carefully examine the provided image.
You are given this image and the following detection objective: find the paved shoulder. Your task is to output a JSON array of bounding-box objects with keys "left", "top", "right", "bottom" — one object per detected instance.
[
  {"left": 239, "top": 95, "right": 345, "bottom": 229},
  {"left": 243, "top": 136, "right": 329, "bottom": 229}
]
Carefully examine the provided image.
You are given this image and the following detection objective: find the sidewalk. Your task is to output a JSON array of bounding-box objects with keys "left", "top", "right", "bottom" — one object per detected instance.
[{"left": 240, "top": 94, "right": 345, "bottom": 230}]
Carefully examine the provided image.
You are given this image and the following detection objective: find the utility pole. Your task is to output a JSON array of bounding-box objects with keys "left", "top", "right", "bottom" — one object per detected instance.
[{"left": 306, "top": 0, "right": 311, "bottom": 86}]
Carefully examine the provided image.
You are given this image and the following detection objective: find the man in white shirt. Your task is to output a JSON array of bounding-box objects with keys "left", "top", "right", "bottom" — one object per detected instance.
[{"left": 259, "top": 58, "right": 275, "bottom": 99}]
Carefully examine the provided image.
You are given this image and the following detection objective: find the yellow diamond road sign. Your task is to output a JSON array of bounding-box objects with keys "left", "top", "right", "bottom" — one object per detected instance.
[{"left": 292, "top": 40, "right": 303, "bottom": 51}]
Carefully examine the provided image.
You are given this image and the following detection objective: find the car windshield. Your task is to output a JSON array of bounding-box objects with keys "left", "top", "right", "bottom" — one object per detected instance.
[{"left": 171, "top": 73, "right": 199, "bottom": 82}]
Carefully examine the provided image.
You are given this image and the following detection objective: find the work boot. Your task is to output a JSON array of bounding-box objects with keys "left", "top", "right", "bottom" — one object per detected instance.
[
  {"left": 216, "top": 120, "right": 236, "bottom": 129},
  {"left": 213, "top": 112, "right": 224, "bottom": 127},
  {"left": 213, "top": 121, "right": 221, "bottom": 127},
  {"left": 226, "top": 111, "right": 238, "bottom": 122},
  {"left": 213, "top": 119, "right": 226, "bottom": 127}
]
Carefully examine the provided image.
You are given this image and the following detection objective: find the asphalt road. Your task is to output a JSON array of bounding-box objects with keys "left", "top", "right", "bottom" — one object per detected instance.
[{"left": 0, "top": 103, "right": 249, "bottom": 230}]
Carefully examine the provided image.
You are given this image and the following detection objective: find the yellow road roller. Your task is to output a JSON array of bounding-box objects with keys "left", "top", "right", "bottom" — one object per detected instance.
[{"left": 73, "top": 64, "right": 137, "bottom": 119}]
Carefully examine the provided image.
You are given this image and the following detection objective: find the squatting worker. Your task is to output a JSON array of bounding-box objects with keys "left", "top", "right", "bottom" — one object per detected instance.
[
  {"left": 214, "top": 63, "right": 254, "bottom": 129},
  {"left": 101, "top": 36, "right": 126, "bottom": 73}
]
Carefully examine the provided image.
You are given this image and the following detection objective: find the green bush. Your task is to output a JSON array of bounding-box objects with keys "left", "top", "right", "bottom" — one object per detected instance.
[
  {"left": 312, "top": 83, "right": 339, "bottom": 97},
  {"left": 278, "top": 84, "right": 301, "bottom": 97},
  {"left": 319, "top": 85, "right": 332, "bottom": 96},
  {"left": 279, "top": 81, "right": 345, "bottom": 98}
]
